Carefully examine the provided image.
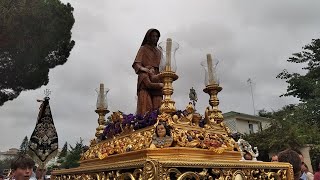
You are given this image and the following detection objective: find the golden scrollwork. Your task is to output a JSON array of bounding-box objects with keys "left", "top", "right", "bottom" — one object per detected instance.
[
  {"left": 81, "top": 128, "right": 154, "bottom": 160},
  {"left": 52, "top": 157, "right": 293, "bottom": 180},
  {"left": 161, "top": 167, "right": 290, "bottom": 180},
  {"left": 143, "top": 160, "right": 158, "bottom": 180},
  {"left": 174, "top": 103, "right": 202, "bottom": 127},
  {"left": 159, "top": 71, "right": 178, "bottom": 114},
  {"left": 94, "top": 108, "right": 109, "bottom": 141},
  {"left": 156, "top": 113, "right": 175, "bottom": 125},
  {"left": 171, "top": 126, "right": 235, "bottom": 153}
]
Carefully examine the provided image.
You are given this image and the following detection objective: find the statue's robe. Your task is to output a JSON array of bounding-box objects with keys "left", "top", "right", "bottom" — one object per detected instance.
[{"left": 132, "top": 44, "right": 162, "bottom": 115}]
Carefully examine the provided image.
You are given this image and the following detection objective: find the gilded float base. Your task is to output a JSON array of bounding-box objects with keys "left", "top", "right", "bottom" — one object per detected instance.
[{"left": 51, "top": 148, "right": 293, "bottom": 180}]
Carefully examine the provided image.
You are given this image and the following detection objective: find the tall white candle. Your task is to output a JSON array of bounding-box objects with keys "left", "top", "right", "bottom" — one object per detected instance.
[
  {"left": 100, "top": 83, "right": 104, "bottom": 92},
  {"left": 207, "top": 54, "right": 215, "bottom": 84},
  {"left": 99, "top": 83, "right": 105, "bottom": 108},
  {"left": 166, "top": 38, "right": 172, "bottom": 71}
]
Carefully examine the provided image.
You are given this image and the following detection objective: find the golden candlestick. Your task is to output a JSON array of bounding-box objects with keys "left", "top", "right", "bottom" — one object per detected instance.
[
  {"left": 94, "top": 83, "right": 110, "bottom": 141},
  {"left": 159, "top": 71, "right": 178, "bottom": 114},
  {"left": 95, "top": 108, "right": 109, "bottom": 139},
  {"left": 158, "top": 38, "right": 179, "bottom": 114},
  {"left": 203, "top": 83, "right": 224, "bottom": 125}
]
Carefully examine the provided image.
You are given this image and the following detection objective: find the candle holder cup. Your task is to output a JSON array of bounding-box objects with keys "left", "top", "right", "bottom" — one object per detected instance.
[{"left": 158, "top": 39, "right": 179, "bottom": 114}]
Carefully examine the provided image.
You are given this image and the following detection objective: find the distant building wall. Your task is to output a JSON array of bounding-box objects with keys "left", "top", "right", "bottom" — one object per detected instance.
[
  {"left": 223, "top": 111, "right": 271, "bottom": 134},
  {"left": 0, "top": 148, "right": 18, "bottom": 160}
]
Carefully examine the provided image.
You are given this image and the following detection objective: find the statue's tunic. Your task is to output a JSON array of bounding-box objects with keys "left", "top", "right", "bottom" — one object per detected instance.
[{"left": 132, "top": 44, "right": 162, "bottom": 115}]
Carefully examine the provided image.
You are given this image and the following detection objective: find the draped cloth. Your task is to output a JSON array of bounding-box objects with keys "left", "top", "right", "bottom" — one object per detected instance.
[
  {"left": 28, "top": 97, "right": 58, "bottom": 168},
  {"left": 132, "top": 29, "right": 163, "bottom": 115}
]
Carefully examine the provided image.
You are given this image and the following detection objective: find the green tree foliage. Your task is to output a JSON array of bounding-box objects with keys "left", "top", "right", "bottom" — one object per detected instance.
[
  {"left": 277, "top": 39, "right": 320, "bottom": 102},
  {"left": 245, "top": 39, "right": 320, "bottom": 158},
  {"left": 244, "top": 106, "right": 314, "bottom": 153},
  {"left": 0, "top": 158, "right": 13, "bottom": 172},
  {"left": 277, "top": 39, "right": 320, "bottom": 128},
  {"left": 57, "top": 141, "right": 68, "bottom": 164},
  {"left": 310, "top": 145, "right": 320, "bottom": 172},
  {"left": 0, "top": 0, "right": 75, "bottom": 106},
  {"left": 59, "top": 142, "right": 68, "bottom": 159},
  {"left": 19, "top": 136, "right": 29, "bottom": 155},
  {"left": 59, "top": 139, "right": 87, "bottom": 169}
]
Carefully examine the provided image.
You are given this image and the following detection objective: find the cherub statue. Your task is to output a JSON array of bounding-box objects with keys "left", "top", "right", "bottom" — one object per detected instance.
[
  {"left": 237, "top": 138, "right": 259, "bottom": 161},
  {"left": 150, "top": 122, "right": 173, "bottom": 148}
]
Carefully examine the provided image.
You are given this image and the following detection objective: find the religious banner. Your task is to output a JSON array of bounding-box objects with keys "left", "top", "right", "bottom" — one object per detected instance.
[{"left": 28, "top": 96, "right": 58, "bottom": 168}]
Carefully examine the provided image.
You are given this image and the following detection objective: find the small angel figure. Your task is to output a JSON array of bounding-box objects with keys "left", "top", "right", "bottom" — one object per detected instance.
[{"left": 150, "top": 122, "right": 173, "bottom": 148}]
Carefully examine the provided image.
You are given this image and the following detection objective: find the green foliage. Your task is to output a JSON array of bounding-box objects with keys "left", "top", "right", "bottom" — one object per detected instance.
[
  {"left": 310, "top": 145, "right": 320, "bottom": 172},
  {"left": 58, "top": 142, "right": 68, "bottom": 159},
  {"left": 246, "top": 104, "right": 320, "bottom": 155},
  {"left": 277, "top": 38, "right": 320, "bottom": 102},
  {"left": 0, "top": 0, "right": 75, "bottom": 106},
  {"left": 19, "top": 136, "right": 29, "bottom": 155},
  {"left": 257, "top": 109, "right": 273, "bottom": 118},
  {"left": 59, "top": 139, "right": 87, "bottom": 169},
  {"left": 0, "top": 157, "right": 13, "bottom": 172},
  {"left": 246, "top": 39, "right": 320, "bottom": 161},
  {"left": 245, "top": 105, "right": 304, "bottom": 153}
]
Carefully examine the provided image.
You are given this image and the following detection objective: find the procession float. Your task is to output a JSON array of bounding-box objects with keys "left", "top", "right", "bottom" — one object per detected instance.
[{"left": 51, "top": 36, "right": 294, "bottom": 179}]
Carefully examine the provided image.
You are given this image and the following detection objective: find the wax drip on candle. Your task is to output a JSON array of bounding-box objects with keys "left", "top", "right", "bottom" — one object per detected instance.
[
  {"left": 207, "top": 54, "right": 215, "bottom": 85},
  {"left": 165, "top": 38, "right": 172, "bottom": 71},
  {"left": 100, "top": 83, "right": 104, "bottom": 92},
  {"left": 98, "top": 83, "right": 105, "bottom": 109}
]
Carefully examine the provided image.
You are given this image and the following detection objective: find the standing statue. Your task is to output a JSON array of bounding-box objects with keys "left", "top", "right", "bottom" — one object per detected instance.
[
  {"left": 189, "top": 87, "right": 198, "bottom": 109},
  {"left": 132, "top": 29, "right": 164, "bottom": 115}
]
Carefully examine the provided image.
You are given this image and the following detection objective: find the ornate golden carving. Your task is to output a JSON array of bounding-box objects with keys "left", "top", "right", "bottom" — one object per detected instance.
[
  {"left": 156, "top": 113, "right": 174, "bottom": 125},
  {"left": 203, "top": 84, "right": 224, "bottom": 127},
  {"left": 159, "top": 71, "right": 178, "bottom": 114},
  {"left": 81, "top": 128, "right": 154, "bottom": 160},
  {"left": 94, "top": 108, "right": 109, "bottom": 142},
  {"left": 175, "top": 102, "right": 203, "bottom": 127},
  {"left": 161, "top": 167, "right": 290, "bottom": 180},
  {"left": 143, "top": 160, "right": 158, "bottom": 180},
  {"left": 171, "top": 125, "right": 235, "bottom": 153},
  {"left": 52, "top": 155, "right": 294, "bottom": 180}
]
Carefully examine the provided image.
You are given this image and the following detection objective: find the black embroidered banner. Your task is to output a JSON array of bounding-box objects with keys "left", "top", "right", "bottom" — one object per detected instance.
[{"left": 28, "top": 97, "right": 58, "bottom": 167}]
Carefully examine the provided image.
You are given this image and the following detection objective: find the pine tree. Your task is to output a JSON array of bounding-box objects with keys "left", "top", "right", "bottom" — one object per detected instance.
[
  {"left": 19, "top": 136, "right": 29, "bottom": 155},
  {"left": 0, "top": 0, "right": 75, "bottom": 106},
  {"left": 59, "top": 142, "right": 68, "bottom": 159},
  {"left": 60, "top": 138, "right": 87, "bottom": 169},
  {"left": 57, "top": 142, "right": 68, "bottom": 164}
]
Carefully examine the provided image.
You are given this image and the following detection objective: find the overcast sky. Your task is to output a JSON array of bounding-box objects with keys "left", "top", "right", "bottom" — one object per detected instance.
[{"left": 1, "top": 0, "right": 320, "bottom": 151}]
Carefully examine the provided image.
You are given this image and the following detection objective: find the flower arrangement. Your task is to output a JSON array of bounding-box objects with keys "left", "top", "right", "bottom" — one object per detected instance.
[
  {"left": 102, "top": 109, "right": 207, "bottom": 140},
  {"left": 102, "top": 110, "right": 159, "bottom": 139}
]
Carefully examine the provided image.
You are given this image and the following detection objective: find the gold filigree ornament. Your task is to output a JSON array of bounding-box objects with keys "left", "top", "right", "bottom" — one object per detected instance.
[{"left": 156, "top": 112, "right": 175, "bottom": 125}]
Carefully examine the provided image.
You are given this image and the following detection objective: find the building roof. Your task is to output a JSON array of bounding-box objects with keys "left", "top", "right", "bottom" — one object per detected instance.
[
  {"left": 223, "top": 111, "right": 271, "bottom": 122},
  {"left": 0, "top": 148, "right": 19, "bottom": 155}
]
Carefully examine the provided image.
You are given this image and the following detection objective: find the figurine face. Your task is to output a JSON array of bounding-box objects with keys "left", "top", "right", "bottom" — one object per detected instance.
[
  {"left": 271, "top": 155, "right": 278, "bottom": 162},
  {"left": 149, "top": 31, "right": 159, "bottom": 46},
  {"left": 156, "top": 124, "right": 166, "bottom": 138}
]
